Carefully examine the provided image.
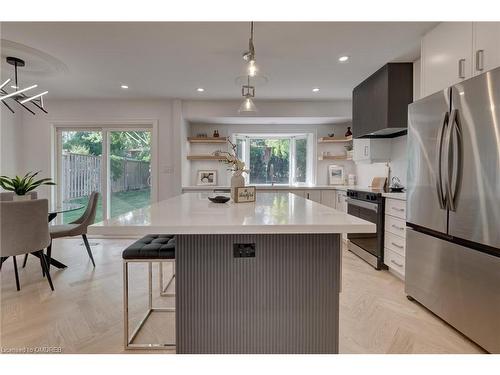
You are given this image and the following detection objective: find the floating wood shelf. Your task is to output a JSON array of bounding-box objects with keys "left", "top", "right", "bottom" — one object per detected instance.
[
  {"left": 187, "top": 155, "right": 227, "bottom": 161},
  {"left": 318, "top": 155, "right": 352, "bottom": 161},
  {"left": 318, "top": 136, "right": 353, "bottom": 143},
  {"left": 187, "top": 137, "right": 228, "bottom": 143}
]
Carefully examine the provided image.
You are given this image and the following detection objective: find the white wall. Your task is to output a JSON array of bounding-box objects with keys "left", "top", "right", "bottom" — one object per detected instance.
[
  {"left": 14, "top": 98, "right": 352, "bottom": 201},
  {"left": 0, "top": 106, "right": 23, "bottom": 177},
  {"left": 413, "top": 59, "right": 421, "bottom": 101},
  {"left": 20, "top": 99, "right": 175, "bottom": 201},
  {"left": 186, "top": 122, "right": 355, "bottom": 186},
  {"left": 180, "top": 99, "right": 353, "bottom": 187},
  {"left": 389, "top": 135, "right": 408, "bottom": 186},
  {"left": 182, "top": 100, "right": 352, "bottom": 120}
]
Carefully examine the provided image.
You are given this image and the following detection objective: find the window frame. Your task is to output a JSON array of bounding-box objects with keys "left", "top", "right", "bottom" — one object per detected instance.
[{"left": 233, "top": 132, "right": 314, "bottom": 186}]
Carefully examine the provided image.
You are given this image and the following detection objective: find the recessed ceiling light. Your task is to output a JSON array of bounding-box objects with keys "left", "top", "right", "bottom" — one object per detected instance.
[
  {"left": 120, "top": 85, "right": 129, "bottom": 89},
  {"left": 312, "top": 88, "right": 320, "bottom": 92},
  {"left": 196, "top": 87, "right": 205, "bottom": 92},
  {"left": 338, "top": 56, "right": 349, "bottom": 63}
]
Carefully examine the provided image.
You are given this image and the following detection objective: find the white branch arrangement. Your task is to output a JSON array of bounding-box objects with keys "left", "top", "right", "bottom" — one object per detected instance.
[{"left": 214, "top": 139, "right": 249, "bottom": 176}]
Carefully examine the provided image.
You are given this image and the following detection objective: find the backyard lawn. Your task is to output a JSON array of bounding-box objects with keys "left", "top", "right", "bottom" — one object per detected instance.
[{"left": 62, "top": 188, "right": 151, "bottom": 224}]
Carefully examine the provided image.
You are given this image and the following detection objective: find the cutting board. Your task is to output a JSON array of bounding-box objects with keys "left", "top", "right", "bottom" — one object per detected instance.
[{"left": 371, "top": 177, "right": 387, "bottom": 190}]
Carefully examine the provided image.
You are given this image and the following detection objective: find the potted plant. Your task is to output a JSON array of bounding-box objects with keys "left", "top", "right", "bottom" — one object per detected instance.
[
  {"left": 0, "top": 171, "right": 56, "bottom": 201},
  {"left": 214, "top": 140, "right": 248, "bottom": 201}
]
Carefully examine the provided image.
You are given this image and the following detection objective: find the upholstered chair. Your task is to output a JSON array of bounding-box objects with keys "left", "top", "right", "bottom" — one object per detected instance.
[
  {"left": 47, "top": 192, "right": 99, "bottom": 268},
  {"left": 0, "top": 199, "right": 54, "bottom": 291}
]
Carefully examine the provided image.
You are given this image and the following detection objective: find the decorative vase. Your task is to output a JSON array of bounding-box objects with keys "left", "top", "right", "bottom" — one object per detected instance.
[
  {"left": 13, "top": 193, "right": 31, "bottom": 201},
  {"left": 345, "top": 127, "right": 353, "bottom": 137},
  {"left": 230, "top": 172, "right": 245, "bottom": 201}
]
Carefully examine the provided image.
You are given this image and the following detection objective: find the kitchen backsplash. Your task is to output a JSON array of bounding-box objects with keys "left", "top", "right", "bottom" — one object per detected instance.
[
  {"left": 388, "top": 135, "right": 407, "bottom": 187},
  {"left": 353, "top": 135, "right": 407, "bottom": 188}
]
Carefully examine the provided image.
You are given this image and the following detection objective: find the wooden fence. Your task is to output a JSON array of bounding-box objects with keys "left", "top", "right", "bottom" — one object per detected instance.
[{"left": 62, "top": 153, "right": 150, "bottom": 200}]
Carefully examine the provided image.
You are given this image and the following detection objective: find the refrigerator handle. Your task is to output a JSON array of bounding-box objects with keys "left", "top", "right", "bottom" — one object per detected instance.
[
  {"left": 436, "top": 111, "right": 449, "bottom": 209},
  {"left": 445, "top": 109, "right": 463, "bottom": 212}
]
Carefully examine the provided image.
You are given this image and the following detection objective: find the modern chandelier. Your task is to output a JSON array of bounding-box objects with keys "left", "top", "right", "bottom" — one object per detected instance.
[
  {"left": 0, "top": 57, "right": 48, "bottom": 115},
  {"left": 238, "top": 22, "right": 259, "bottom": 114}
]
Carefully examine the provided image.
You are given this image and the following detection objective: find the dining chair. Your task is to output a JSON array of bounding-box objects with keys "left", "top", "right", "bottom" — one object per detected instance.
[
  {"left": 0, "top": 199, "right": 54, "bottom": 291},
  {"left": 47, "top": 192, "right": 99, "bottom": 268}
]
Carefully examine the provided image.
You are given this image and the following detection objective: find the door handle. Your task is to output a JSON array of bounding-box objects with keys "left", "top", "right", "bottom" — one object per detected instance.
[
  {"left": 391, "top": 242, "right": 404, "bottom": 249},
  {"left": 458, "top": 59, "right": 466, "bottom": 79},
  {"left": 445, "top": 109, "right": 463, "bottom": 212},
  {"left": 391, "top": 224, "right": 405, "bottom": 231},
  {"left": 436, "top": 111, "right": 449, "bottom": 209},
  {"left": 391, "top": 207, "right": 405, "bottom": 212},
  {"left": 475, "top": 49, "right": 484, "bottom": 72}
]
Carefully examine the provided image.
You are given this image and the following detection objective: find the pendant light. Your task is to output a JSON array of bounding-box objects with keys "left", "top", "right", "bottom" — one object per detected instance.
[
  {"left": 238, "top": 22, "right": 260, "bottom": 114},
  {"left": 0, "top": 56, "right": 48, "bottom": 115},
  {"left": 238, "top": 75, "right": 257, "bottom": 113},
  {"left": 242, "top": 22, "right": 258, "bottom": 77}
]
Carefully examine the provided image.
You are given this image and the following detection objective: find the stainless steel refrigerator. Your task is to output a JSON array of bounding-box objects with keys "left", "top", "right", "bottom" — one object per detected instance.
[{"left": 406, "top": 67, "right": 500, "bottom": 353}]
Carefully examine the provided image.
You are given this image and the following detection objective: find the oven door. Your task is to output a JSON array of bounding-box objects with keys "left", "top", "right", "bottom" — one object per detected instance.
[{"left": 347, "top": 198, "right": 380, "bottom": 257}]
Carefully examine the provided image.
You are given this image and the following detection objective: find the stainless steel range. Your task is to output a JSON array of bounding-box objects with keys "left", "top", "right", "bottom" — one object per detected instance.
[{"left": 346, "top": 189, "right": 386, "bottom": 270}]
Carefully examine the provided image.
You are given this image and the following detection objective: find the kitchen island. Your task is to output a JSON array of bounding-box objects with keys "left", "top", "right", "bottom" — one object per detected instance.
[{"left": 89, "top": 192, "right": 375, "bottom": 353}]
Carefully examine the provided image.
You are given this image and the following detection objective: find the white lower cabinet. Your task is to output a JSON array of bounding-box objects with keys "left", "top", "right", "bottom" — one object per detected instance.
[
  {"left": 292, "top": 190, "right": 321, "bottom": 202},
  {"left": 320, "top": 190, "right": 336, "bottom": 208},
  {"left": 306, "top": 190, "right": 321, "bottom": 203},
  {"left": 384, "top": 198, "right": 407, "bottom": 279}
]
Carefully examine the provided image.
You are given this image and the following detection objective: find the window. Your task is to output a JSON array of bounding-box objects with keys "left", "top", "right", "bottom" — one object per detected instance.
[{"left": 234, "top": 133, "right": 313, "bottom": 185}]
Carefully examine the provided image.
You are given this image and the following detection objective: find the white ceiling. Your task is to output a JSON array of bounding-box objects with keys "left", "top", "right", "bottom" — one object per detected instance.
[{"left": 0, "top": 22, "right": 437, "bottom": 100}]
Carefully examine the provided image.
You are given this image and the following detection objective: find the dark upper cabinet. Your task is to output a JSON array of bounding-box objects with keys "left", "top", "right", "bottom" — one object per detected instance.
[{"left": 352, "top": 63, "right": 413, "bottom": 138}]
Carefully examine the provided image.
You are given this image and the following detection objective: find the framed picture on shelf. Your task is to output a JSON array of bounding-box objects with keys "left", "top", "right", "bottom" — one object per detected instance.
[
  {"left": 328, "top": 165, "right": 344, "bottom": 185},
  {"left": 197, "top": 170, "right": 217, "bottom": 186}
]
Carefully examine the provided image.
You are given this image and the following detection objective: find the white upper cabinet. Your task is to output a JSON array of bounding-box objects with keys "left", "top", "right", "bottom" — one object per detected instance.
[
  {"left": 421, "top": 22, "right": 500, "bottom": 97},
  {"left": 352, "top": 139, "right": 391, "bottom": 164},
  {"left": 473, "top": 22, "right": 500, "bottom": 76},
  {"left": 421, "top": 22, "right": 473, "bottom": 97}
]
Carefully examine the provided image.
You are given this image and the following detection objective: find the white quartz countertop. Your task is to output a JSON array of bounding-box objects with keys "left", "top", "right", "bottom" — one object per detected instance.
[
  {"left": 89, "top": 192, "right": 375, "bottom": 236},
  {"left": 182, "top": 185, "right": 359, "bottom": 191}
]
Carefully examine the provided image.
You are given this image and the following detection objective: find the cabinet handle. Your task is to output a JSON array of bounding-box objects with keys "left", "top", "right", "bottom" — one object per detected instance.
[
  {"left": 391, "top": 224, "right": 405, "bottom": 231},
  {"left": 476, "top": 49, "right": 484, "bottom": 72},
  {"left": 391, "top": 242, "right": 404, "bottom": 249},
  {"left": 391, "top": 207, "right": 405, "bottom": 212},
  {"left": 364, "top": 146, "right": 369, "bottom": 157},
  {"left": 307, "top": 193, "right": 310, "bottom": 200},
  {"left": 458, "top": 58, "right": 466, "bottom": 79},
  {"left": 390, "top": 259, "right": 404, "bottom": 268}
]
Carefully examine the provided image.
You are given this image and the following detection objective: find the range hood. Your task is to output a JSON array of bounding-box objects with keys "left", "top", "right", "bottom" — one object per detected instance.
[{"left": 352, "top": 62, "right": 413, "bottom": 138}]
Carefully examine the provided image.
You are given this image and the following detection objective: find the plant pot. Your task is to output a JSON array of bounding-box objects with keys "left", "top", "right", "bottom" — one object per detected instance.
[
  {"left": 230, "top": 173, "right": 245, "bottom": 201},
  {"left": 13, "top": 194, "right": 32, "bottom": 201}
]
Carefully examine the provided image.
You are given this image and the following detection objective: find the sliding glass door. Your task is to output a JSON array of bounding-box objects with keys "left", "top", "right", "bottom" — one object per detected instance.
[
  {"left": 108, "top": 130, "right": 151, "bottom": 218},
  {"left": 56, "top": 127, "right": 153, "bottom": 224},
  {"left": 59, "top": 130, "right": 104, "bottom": 224}
]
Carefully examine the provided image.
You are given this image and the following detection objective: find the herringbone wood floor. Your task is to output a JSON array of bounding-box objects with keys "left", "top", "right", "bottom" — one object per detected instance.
[{"left": 0, "top": 238, "right": 484, "bottom": 354}]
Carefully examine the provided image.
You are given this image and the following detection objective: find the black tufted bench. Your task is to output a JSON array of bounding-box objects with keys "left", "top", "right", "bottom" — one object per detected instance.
[{"left": 122, "top": 234, "right": 176, "bottom": 350}]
